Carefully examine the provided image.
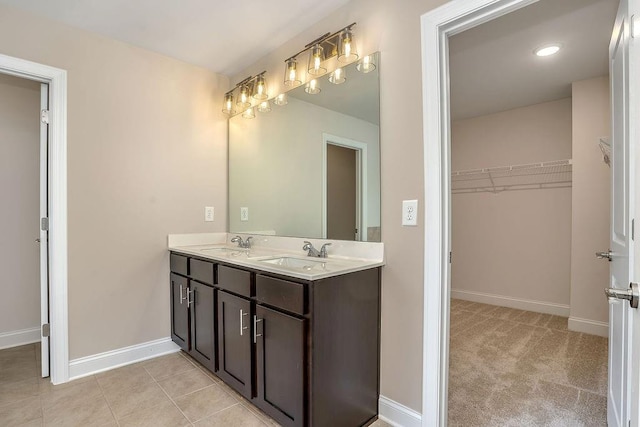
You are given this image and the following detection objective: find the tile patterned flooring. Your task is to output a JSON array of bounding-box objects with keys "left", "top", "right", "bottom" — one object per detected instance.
[
  {"left": 0, "top": 343, "right": 390, "bottom": 426},
  {"left": 448, "top": 299, "right": 608, "bottom": 426}
]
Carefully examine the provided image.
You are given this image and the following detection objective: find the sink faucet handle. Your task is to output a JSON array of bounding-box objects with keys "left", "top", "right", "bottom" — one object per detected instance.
[
  {"left": 320, "top": 243, "right": 332, "bottom": 258},
  {"left": 244, "top": 236, "right": 253, "bottom": 248},
  {"left": 302, "top": 241, "right": 313, "bottom": 250},
  {"left": 231, "top": 235, "right": 244, "bottom": 247},
  {"left": 302, "top": 241, "right": 321, "bottom": 257}
]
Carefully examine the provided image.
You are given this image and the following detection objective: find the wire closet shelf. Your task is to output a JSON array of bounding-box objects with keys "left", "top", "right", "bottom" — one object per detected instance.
[{"left": 451, "top": 159, "right": 572, "bottom": 194}]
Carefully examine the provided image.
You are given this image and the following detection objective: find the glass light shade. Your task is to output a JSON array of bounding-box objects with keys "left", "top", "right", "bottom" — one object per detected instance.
[
  {"left": 257, "top": 100, "right": 271, "bottom": 113},
  {"left": 242, "top": 107, "right": 255, "bottom": 119},
  {"left": 284, "top": 58, "right": 302, "bottom": 86},
  {"left": 236, "top": 85, "right": 251, "bottom": 108},
  {"left": 304, "top": 79, "right": 321, "bottom": 95},
  {"left": 252, "top": 74, "right": 268, "bottom": 100},
  {"left": 338, "top": 28, "right": 358, "bottom": 63},
  {"left": 307, "top": 44, "right": 327, "bottom": 75},
  {"left": 356, "top": 55, "right": 376, "bottom": 73},
  {"left": 222, "top": 93, "right": 235, "bottom": 115},
  {"left": 273, "top": 93, "right": 288, "bottom": 106},
  {"left": 328, "top": 67, "right": 346, "bottom": 84}
]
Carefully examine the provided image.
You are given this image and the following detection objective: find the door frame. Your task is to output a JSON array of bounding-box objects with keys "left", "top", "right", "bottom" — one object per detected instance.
[
  {"left": 322, "top": 133, "right": 368, "bottom": 241},
  {"left": 0, "top": 53, "right": 69, "bottom": 385},
  {"left": 420, "top": 0, "right": 541, "bottom": 425}
]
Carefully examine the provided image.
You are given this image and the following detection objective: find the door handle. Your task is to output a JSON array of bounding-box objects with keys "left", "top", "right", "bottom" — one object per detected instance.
[
  {"left": 595, "top": 250, "right": 613, "bottom": 261},
  {"left": 35, "top": 238, "right": 41, "bottom": 243},
  {"left": 253, "top": 315, "right": 262, "bottom": 343},
  {"left": 604, "top": 282, "right": 639, "bottom": 308},
  {"left": 239, "top": 309, "right": 249, "bottom": 336}
]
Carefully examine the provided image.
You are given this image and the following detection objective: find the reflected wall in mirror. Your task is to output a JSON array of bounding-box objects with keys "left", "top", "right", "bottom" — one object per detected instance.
[{"left": 229, "top": 52, "right": 380, "bottom": 241}]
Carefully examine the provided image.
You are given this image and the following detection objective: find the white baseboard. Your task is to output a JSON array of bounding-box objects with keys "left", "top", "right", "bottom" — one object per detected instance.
[
  {"left": 379, "top": 395, "right": 422, "bottom": 427},
  {"left": 451, "top": 289, "right": 570, "bottom": 317},
  {"left": 568, "top": 317, "right": 609, "bottom": 337},
  {"left": 0, "top": 327, "right": 41, "bottom": 350},
  {"left": 69, "top": 337, "right": 181, "bottom": 380}
]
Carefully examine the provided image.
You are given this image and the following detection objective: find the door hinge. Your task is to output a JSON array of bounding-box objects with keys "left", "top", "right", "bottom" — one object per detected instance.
[
  {"left": 632, "top": 218, "right": 635, "bottom": 241},
  {"left": 40, "top": 109, "right": 49, "bottom": 124},
  {"left": 42, "top": 324, "right": 50, "bottom": 337},
  {"left": 41, "top": 217, "right": 49, "bottom": 231},
  {"left": 449, "top": 251, "right": 452, "bottom": 263}
]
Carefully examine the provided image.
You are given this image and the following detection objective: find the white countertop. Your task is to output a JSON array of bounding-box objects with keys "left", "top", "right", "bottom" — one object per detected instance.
[{"left": 167, "top": 233, "right": 384, "bottom": 281}]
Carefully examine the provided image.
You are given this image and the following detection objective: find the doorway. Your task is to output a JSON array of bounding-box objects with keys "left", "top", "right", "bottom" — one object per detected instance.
[
  {"left": 421, "top": 0, "right": 638, "bottom": 426},
  {"left": 322, "top": 133, "right": 368, "bottom": 241},
  {"left": 0, "top": 53, "right": 69, "bottom": 385}
]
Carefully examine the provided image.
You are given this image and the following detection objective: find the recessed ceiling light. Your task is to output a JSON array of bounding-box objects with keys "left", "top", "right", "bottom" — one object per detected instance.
[{"left": 534, "top": 44, "right": 561, "bottom": 57}]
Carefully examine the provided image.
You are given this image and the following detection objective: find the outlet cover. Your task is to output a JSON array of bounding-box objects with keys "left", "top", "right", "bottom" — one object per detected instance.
[
  {"left": 402, "top": 200, "right": 418, "bottom": 226},
  {"left": 240, "top": 207, "right": 249, "bottom": 222},
  {"left": 204, "top": 206, "right": 214, "bottom": 222}
]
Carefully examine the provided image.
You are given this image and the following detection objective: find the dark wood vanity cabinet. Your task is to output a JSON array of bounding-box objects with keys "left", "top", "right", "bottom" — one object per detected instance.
[
  {"left": 169, "top": 254, "right": 216, "bottom": 372},
  {"left": 169, "top": 252, "right": 381, "bottom": 427}
]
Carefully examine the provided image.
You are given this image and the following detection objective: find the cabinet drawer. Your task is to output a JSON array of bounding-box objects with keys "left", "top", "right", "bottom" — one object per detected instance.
[
  {"left": 190, "top": 259, "right": 214, "bottom": 285},
  {"left": 256, "top": 275, "right": 305, "bottom": 316},
  {"left": 218, "top": 265, "right": 252, "bottom": 297},
  {"left": 170, "top": 254, "right": 188, "bottom": 276}
]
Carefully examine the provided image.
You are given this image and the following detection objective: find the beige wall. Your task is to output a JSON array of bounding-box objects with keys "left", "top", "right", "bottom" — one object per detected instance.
[
  {"left": 0, "top": 73, "right": 41, "bottom": 335},
  {"left": 231, "top": 0, "right": 449, "bottom": 411},
  {"left": 0, "top": 5, "right": 229, "bottom": 359},
  {"left": 229, "top": 97, "right": 379, "bottom": 238},
  {"left": 451, "top": 99, "right": 573, "bottom": 307},
  {"left": 570, "top": 76, "right": 611, "bottom": 324}
]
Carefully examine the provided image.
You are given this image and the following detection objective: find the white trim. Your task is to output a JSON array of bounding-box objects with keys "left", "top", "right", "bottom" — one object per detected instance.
[
  {"left": 322, "top": 133, "right": 369, "bottom": 241},
  {"left": 451, "top": 289, "right": 570, "bottom": 316},
  {"left": 569, "top": 317, "right": 609, "bottom": 337},
  {"left": 0, "top": 53, "right": 69, "bottom": 385},
  {"left": 0, "top": 327, "right": 41, "bottom": 350},
  {"left": 378, "top": 395, "right": 422, "bottom": 427},
  {"left": 68, "top": 337, "right": 181, "bottom": 380},
  {"left": 40, "top": 82, "right": 50, "bottom": 378},
  {"left": 420, "top": 1, "right": 539, "bottom": 425}
]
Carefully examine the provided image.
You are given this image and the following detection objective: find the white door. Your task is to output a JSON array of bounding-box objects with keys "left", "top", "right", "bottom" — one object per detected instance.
[
  {"left": 607, "top": 1, "right": 638, "bottom": 425},
  {"left": 39, "top": 83, "right": 49, "bottom": 378}
]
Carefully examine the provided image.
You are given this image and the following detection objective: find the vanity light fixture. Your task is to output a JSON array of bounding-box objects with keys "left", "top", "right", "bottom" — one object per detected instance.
[
  {"left": 284, "top": 58, "right": 302, "bottom": 86},
  {"left": 338, "top": 25, "right": 358, "bottom": 62},
  {"left": 222, "top": 71, "right": 269, "bottom": 117},
  {"left": 534, "top": 44, "right": 561, "bottom": 57},
  {"left": 252, "top": 73, "right": 268, "bottom": 100},
  {"left": 328, "top": 67, "right": 346, "bottom": 84},
  {"left": 282, "top": 23, "right": 357, "bottom": 86},
  {"left": 257, "top": 100, "right": 271, "bottom": 113},
  {"left": 356, "top": 54, "right": 376, "bottom": 73},
  {"left": 305, "top": 79, "right": 321, "bottom": 95},
  {"left": 242, "top": 107, "right": 256, "bottom": 119},
  {"left": 222, "top": 92, "right": 236, "bottom": 115}
]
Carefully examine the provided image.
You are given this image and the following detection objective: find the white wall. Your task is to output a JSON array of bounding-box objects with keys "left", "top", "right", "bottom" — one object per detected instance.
[
  {"left": 570, "top": 76, "right": 611, "bottom": 328},
  {"left": 0, "top": 5, "right": 229, "bottom": 359},
  {"left": 451, "top": 99, "right": 573, "bottom": 310},
  {"left": 229, "top": 96, "right": 380, "bottom": 238},
  {"left": 0, "top": 73, "right": 41, "bottom": 339}
]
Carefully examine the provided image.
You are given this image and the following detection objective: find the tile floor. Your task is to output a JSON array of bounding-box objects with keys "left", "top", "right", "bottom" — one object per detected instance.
[
  {"left": 448, "top": 299, "right": 608, "bottom": 426},
  {"left": 0, "top": 342, "right": 390, "bottom": 427}
]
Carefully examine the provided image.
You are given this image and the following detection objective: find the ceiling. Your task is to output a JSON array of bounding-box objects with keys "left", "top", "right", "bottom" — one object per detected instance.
[
  {"left": 0, "top": 0, "right": 352, "bottom": 76},
  {"left": 449, "top": 0, "right": 618, "bottom": 120}
]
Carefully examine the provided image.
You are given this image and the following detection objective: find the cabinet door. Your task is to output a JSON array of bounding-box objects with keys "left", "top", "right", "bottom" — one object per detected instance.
[
  {"left": 255, "top": 305, "right": 305, "bottom": 427},
  {"left": 170, "top": 273, "right": 189, "bottom": 352},
  {"left": 217, "top": 290, "right": 252, "bottom": 399},
  {"left": 189, "top": 281, "right": 215, "bottom": 371}
]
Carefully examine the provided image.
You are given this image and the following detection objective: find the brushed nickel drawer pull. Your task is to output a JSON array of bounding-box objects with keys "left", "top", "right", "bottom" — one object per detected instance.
[
  {"left": 254, "top": 316, "right": 263, "bottom": 343},
  {"left": 240, "top": 309, "right": 249, "bottom": 336}
]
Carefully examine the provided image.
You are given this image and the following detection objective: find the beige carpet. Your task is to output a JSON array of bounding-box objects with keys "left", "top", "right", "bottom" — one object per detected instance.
[{"left": 448, "top": 299, "right": 608, "bottom": 426}]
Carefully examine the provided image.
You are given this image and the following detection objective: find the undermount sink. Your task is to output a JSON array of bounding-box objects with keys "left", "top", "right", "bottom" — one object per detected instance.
[{"left": 259, "top": 257, "right": 328, "bottom": 271}]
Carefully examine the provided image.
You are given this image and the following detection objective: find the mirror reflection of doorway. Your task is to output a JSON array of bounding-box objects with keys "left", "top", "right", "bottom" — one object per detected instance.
[{"left": 327, "top": 143, "right": 358, "bottom": 240}]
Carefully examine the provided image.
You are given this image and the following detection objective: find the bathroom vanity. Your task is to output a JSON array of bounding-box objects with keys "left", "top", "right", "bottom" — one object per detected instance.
[{"left": 168, "top": 235, "right": 383, "bottom": 427}]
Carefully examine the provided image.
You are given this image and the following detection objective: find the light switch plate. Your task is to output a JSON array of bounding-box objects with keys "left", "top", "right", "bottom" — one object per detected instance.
[
  {"left": 240, "top": 207, "right": 249, "bottom": 222},
  {"left": 204, "top": 206, "right": 214, "bottom": 222},
  {"left": 402, "top": 200, "right": 418, "bottom": 226}
]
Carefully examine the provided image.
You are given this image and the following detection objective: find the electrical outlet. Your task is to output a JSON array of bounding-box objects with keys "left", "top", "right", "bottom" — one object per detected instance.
[
  {"left": 402, "top": 200, "right": 418, "bottom": 226},
  {"left": 240, "top": 207, "right": 249, "bottom": 221},
  {"left": 204, "top": 206, "right": 214, "bottom": 222}
]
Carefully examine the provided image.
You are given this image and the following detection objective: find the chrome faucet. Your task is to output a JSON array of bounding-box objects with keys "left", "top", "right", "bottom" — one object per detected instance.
[
  {"left": 231, "top": 235, "right": 252, "bottom": 249},
  {"left": 302, "top": 241, "right": 331, "bottom": 258}
]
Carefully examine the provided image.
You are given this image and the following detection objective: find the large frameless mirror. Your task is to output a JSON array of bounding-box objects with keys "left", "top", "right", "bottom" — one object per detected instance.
[{"left": 228, "top": 52, "right": 380, "bottom": 241}]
